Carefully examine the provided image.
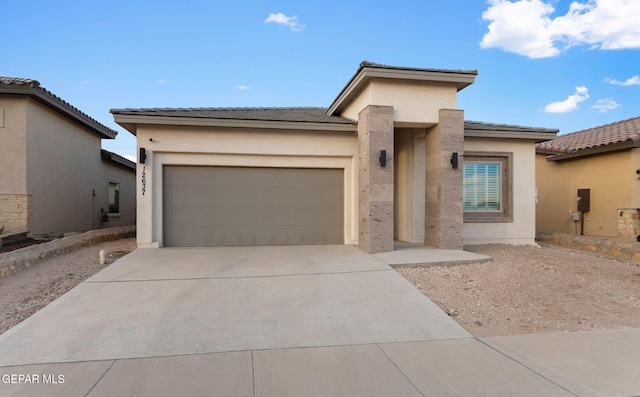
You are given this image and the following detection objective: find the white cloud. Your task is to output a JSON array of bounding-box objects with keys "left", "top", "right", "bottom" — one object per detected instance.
[
  {"left": 481, "top": 0, "right": 640, "bottom": 58},
  {"left": 591, "top": 98, "right": 621, "bottom": 112},
  {"left": 605, "top": 75, "right": 640, "bottom": 86},
  {"left": 157, "top": 80, "right": 167, "bottom": 85},
  {"left": 544, "top": 86, "right": 589, "bottom": 113},
  {"left": 265, "top": 12, "right": 305, "bottom": 31},
  {"left": 235, "top": 85, "right": 250, "bottom": 90},
  {"left": 80, "top": 80, "right": 89, "bottom": 85},
  {"left": 124, "top": 155, "right": 137, "bottom": 162}
]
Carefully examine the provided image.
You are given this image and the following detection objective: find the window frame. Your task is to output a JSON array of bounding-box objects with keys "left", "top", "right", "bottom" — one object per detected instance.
[
  {"left": 463, "top": 151, "right": 513, "bottom": 223},
  {"left": 108, "top": 180, "right": 121, "bottom": 216}
]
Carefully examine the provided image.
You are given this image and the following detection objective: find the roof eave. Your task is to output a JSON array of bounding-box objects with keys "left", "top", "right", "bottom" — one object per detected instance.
[
  {"left": 101, "top": 149, "right": 136, "bottom": 171},
  {"left": 1, "top": 84, "right": 117, "bottom": 139},
  {"left": 327, "top": 64, "right": 477, "bottom": 116},
  {"left": 464, "top": 128, "right": 558, "bottom": 142},
  {"left": 111, "top": 113, "right": 357, "bottom": 134},
  {"left": 543, "top": 140, "right": 636, "bottom": 162}
]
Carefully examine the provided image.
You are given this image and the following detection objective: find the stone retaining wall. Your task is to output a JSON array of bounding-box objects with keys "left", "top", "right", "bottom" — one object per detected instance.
[
  {"left": 536, "top": 232, "right": 640, "bottom": 262},
  {"left": 0, "top": 225, "right": 136, "bottom": 278}
]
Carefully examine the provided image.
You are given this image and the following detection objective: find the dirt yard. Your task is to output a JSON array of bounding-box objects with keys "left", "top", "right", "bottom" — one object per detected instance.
[
  {"left": 398, "top": 243, "right": 640, "bottom": 337},
  {"left": 0, "top": 238, "right": 137, "bottom": 335},
  {"left": 1, "top": 239, "right": 640, "bottom": 337}
]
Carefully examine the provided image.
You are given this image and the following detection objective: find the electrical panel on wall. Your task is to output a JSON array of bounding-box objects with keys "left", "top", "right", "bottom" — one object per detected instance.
[{"left": 577, "top": 189, "right": 590, "bottom": 212}]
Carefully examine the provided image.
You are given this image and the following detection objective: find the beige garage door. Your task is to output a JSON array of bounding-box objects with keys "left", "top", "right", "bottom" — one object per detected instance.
[{"left": 163, "top": 166, "right": 344, "bottom": 246}]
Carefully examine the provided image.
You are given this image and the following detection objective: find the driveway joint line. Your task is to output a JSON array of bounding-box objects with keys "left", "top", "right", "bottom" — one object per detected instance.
[
  {"left": 0, "top": 338, "right": 473, "bottom": 368},
  {"left": 375, "top": 343, "right": 426, "bottom": 397},
  {"left": 84, "top": 359, "right": 116, "bottom": 397},
  {"left": 474, "top": 337, "right": 580, "bottom": 397},
  {"left": 83, "top": 268, "right": 395, "bottom": 283}
]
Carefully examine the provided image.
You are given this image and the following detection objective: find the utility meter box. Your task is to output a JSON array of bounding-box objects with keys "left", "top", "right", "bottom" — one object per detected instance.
[
  {"left": 572, "top": 213, "right": 580, "bottom": 221},
  {"left": 577, "top": 189, "right": 590, "bottom": 212}
]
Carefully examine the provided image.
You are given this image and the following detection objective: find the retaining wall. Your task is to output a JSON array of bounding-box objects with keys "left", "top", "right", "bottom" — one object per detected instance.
[
  {"left": 0, "top": 225, "right": 135, "bottom": 278},
  {"left": 536, "top": 232, "right": 640, "bottom": 262}
]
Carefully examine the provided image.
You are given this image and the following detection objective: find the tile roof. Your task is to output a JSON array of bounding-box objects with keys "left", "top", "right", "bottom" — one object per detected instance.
[
  {"left": 112, "top": 106, "right": 558, "bottom": 140},
  {"left": 465, "top": 120, "right": 558, "bottom": 134},
  {"left": 359, "top": 61, "right": 478, "bottom": 76},
  {"left": 0, "top": 76, "right": 118, "bottom": 139},
  {"left": 0, "top": 77, "right": 40, "bottom": 87},
  {"left": 536, "top": 116, "right": 640, "bottom": 155},
  {"left": 110, "top": 107, "right": 356, "bottom": 124},
  {"left": 101, "top": 149, "right": 136, "bottom": 171}
]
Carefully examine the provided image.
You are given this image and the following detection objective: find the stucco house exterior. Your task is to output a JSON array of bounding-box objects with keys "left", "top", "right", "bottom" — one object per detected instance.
[
  {"left": 536, "top": 116, "right": 640, "bottom": 241},
  {"left": 0, "top": 77, "right": 136, "bottom": 237},
  {"left": 112, "top": 62, "right": 557, "bottom": 252}
]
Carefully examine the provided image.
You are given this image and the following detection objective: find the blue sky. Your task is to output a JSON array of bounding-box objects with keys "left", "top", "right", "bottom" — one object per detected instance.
[{"left": 3, "top": 0, "right": 640, "bottom": 160}]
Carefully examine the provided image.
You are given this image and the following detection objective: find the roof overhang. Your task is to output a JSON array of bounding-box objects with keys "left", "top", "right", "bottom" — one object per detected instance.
[
  {"left": 327, "top": 62, "right": 477, "bottom": 116},
  {"left": 101, "top": 149, "right": 136, "bottom": 171},
  {"left": 111, "top": 113, "right": 357, "bottom": 135},
  {"left": 464, "top": 121, "right": 559, "bottom": 141},
  {"left": 0, "top": 82, "right": 117, "bottom": 139},
  {"left": 539, "top": 139, "right": 640, "bottom": 162}
]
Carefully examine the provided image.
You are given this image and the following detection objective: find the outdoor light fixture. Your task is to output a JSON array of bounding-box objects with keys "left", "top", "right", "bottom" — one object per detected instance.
[
  {"left": 379, "top": 150, "right": 387, "bottom": 168},
  {"left": 451, "top": 152, "right": 459, "bottom": 169},
  {"left": 139, "top": 147, "right": 147, "bottom": 164}
]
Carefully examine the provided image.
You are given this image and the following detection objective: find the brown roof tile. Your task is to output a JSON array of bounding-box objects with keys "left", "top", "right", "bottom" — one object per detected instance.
[{"left": 536, "top": 116, "right": 640, "bottom": 154}]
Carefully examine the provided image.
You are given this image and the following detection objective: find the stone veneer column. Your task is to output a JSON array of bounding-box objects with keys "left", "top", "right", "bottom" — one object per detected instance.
[
  {"left": 0, "top": 194, "right": 32, "bottom": 234},
  {"left": 358, "top": 105, "right": 394, "bottom": 254},
  {"left": 425, "top": 109, "right": 464, "bottom": 249}
]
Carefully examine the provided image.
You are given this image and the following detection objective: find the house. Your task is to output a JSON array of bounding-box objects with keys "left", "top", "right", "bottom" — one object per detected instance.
[
  {"left": 0, "top": 77, "right": 136, "bottom": 237},
  {"left": 111, "top": 62, "right": 557, "bottom": 252},
  {"left": 536, "top": 116, "right": 640, "bottom": 241}
]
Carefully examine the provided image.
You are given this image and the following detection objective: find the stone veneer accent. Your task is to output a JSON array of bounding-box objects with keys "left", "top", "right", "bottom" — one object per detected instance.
[
  {"left": 357, "top": 105, "right": 394, "bottom": 254},
  {"left": 425, "top": 109, "right": 464, "bottom": 249},
  {"left": 617, "top": 208, "right": 640, "bottom": 242},
  {"left": 537, "top": 231, "right": 640, "bottom": 262},
  {"left": 0, "top": 194, "right": 31, "bottom": 234}
]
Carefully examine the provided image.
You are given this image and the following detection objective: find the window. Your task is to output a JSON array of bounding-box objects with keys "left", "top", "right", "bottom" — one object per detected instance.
[
  {"left": 463, "top": 152, "right": 512, "bottom": 222},
  {"left": 108, "top": 181, "right": 120, "bottom": 214}
]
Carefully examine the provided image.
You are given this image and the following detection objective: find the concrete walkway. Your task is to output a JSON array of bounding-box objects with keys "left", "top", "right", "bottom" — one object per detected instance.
[{"left": 0, "top": 245, "right": 639, "bottom": 396}]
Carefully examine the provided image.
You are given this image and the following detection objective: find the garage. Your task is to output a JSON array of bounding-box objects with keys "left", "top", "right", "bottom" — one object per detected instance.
[{"left": 163, "top": 166, "right": 344, "bottom": 246}]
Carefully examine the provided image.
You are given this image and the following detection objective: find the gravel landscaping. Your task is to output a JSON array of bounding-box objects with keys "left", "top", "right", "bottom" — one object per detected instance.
[
  {"left": 398, "top": 242, "right": 640, "bottom": 337},
  {"left": 0, "top": 238, "right": 136, "bottom": 335}
]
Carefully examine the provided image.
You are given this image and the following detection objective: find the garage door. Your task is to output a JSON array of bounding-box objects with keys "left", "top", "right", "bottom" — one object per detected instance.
[{"left": 163, "top": 166, "right": 344, "bottom": 246}]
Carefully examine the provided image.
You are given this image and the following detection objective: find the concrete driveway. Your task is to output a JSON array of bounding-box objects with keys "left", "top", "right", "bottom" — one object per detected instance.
[{"left": 1, "top": 245, "right": 639, "bottom": 396}]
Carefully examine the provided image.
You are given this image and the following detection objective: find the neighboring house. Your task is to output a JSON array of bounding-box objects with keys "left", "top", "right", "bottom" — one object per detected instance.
[
  {"left": 536, "top": 116, "right": 640, "bottom": 240},
  {"left": 112, "top": 62, "right": 557, "bottom": 252},
  {"left": 0, "top": 77, "right": 135, "bottom": 237}
]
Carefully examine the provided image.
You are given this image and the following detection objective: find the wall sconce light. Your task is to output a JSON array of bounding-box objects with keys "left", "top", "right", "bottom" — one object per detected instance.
[
  {"left": 139, "top": 147, "right": 147, "bottom": 164},
  {"left": 450, "top": 152, "right": 459, "bottom": 169},
  {"left": 379, "top": 150, "right": 387, "bottom": 168}
]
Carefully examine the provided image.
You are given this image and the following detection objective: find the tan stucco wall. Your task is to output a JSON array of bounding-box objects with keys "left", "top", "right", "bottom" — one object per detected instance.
[
  {"left": 0, "top": 97, "right": 29, "bottom": 233},
  {"left": 463, "top": 138, "right": 537, "bottom": 245},
  {"left": 340, "top": 80, "right": 457, "bottom": 127},
  {"left": 0, "top": 97, "right": 27, "bottom": 194},
  {"left": 536, "top": 151, "right": 634, "bottom": 237},
  {"left": 102, "top": 162, "right": 136, "bottom": 228},
  {"left": 134, "top": 125, "right": 358, "bottom": 248},
  {"left": 25, "top": 99, "right": 104, "bottom": 235}
]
